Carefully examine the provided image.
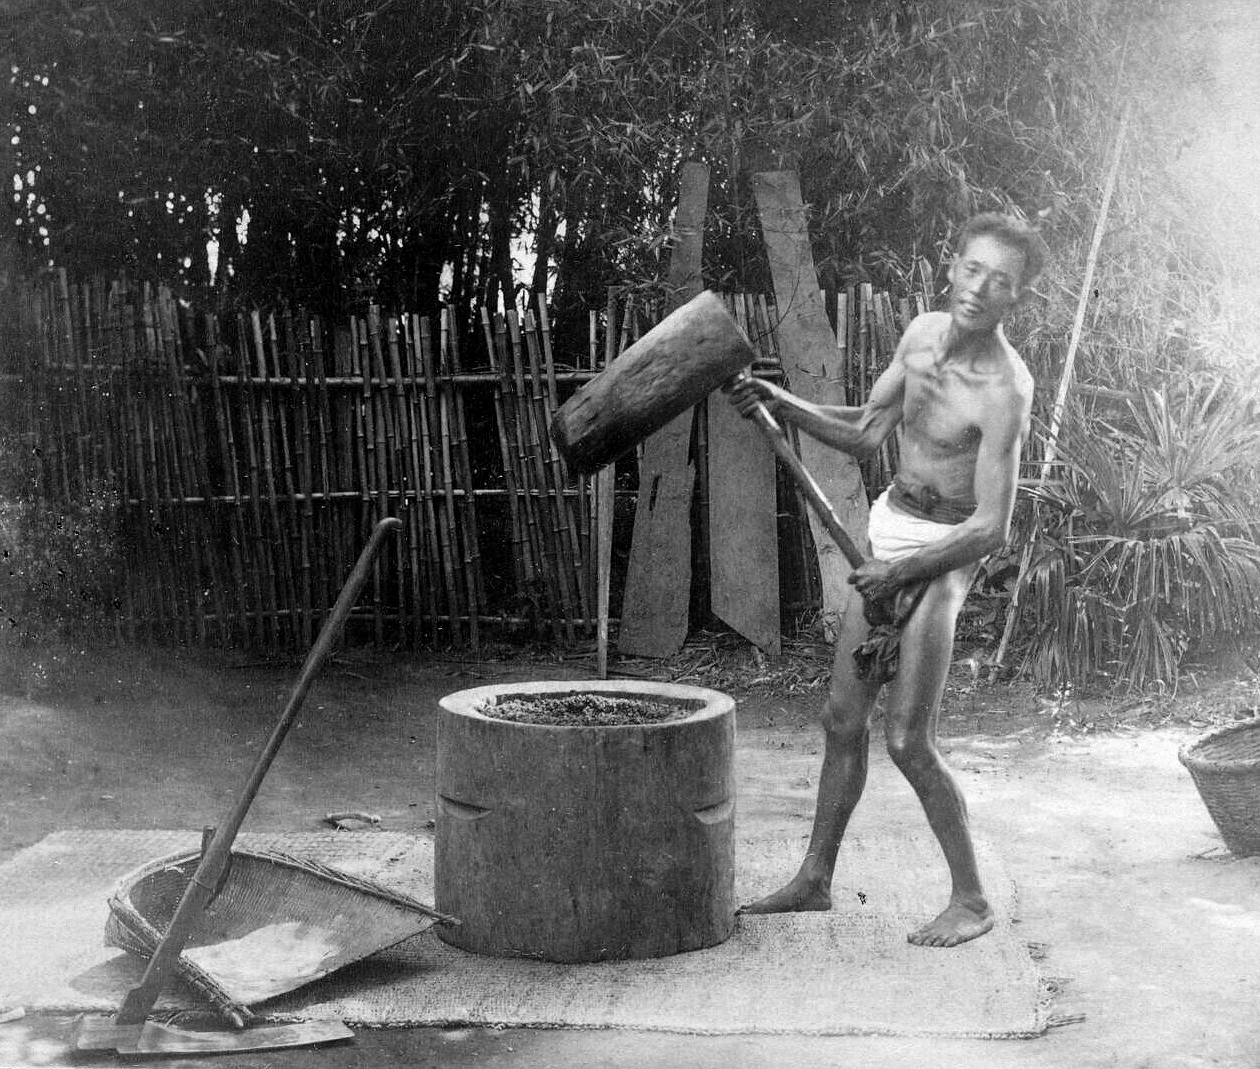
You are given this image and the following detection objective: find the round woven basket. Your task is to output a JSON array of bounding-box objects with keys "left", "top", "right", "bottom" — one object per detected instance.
[{"left": 1179, "top": 715, "right": 1260, "bottom": 857}]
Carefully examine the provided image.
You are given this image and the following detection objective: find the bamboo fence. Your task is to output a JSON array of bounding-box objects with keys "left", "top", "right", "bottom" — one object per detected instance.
[{"left": 5, "top": 266, "right": 934, "bottom": 651}]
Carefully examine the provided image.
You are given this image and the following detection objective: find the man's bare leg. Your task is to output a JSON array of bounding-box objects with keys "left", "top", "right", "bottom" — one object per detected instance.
[
  {"left": 740, "top": 598, "right": 881, "bottom": 914},
  {"left": 883, "top": 568, "right": 993, "bottom": 947}
]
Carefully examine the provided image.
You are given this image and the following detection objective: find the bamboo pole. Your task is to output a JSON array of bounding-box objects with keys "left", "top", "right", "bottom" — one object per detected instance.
[
  {"left": 143, "top": 284, "right": 197, "bottom": 645},
  {"left": 419, "top": 315, "right": 463, "bottom": 645},
  {"left": 310, "top": 316, "right": 346, "bottom": 635},
  {"left": 119, "top": 286, "right": 165, "bottom": 640},
  {"left": 156, "top": 288, "right": 211, "bottom": 645},
  {"left": 206, "top": 315, "right": 253, "bottom": 648},
  {"left": 496, "top": 310, "right": 556, "bottom": 637},
  {"left": 365, "top": 307, "right": 396, "bottom": 644},
  {"left": 385, "top": 315, "right": 424, "bottom": 647},
  {"left": 407, "top": 314, "right": 445, "bottom": 645},
  {"left": 523, "top": 309, "right": 583, "bottom": 624},
  {"left": 992, "top": 102, "right": 1132, "bottom": 675},
  {"left": 480, "top": 305, "right": 530, "bottom": 596},
  {"left": 509, "top": 309, "right": 572, "bottom": 642},
  {"left": 288, "top": 308, "right": 316, "bottom": 649},
  {"left": 537, "top": 297, "right": 591, "bottom": 622},
  {"left": 595, "top": 290, "right": 619, "bottom": 677},
  {"left": 235, "top": 313, "right": 280, "bottom": 646},
  {"left": 444, "top": 306, "right": 484, "bottom": 649}
]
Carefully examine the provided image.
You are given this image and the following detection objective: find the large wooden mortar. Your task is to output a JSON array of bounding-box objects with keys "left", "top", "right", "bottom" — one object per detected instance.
[{"left": 435, "top": 680, "right": 736, "bottom": 962}]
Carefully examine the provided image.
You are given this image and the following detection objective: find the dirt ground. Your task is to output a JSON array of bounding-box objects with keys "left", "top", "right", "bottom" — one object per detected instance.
[{"left": 1, "top": 639, "right": 1259, "bottom": 1069}]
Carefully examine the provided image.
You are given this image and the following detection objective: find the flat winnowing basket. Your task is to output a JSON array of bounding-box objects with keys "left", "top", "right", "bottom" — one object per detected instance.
[
  {"left": 105, "top": 848, "right": 452, "bottom": 1025},
  {"left": 1179, "top": 715, "right": 1260, "bottom": 858}
]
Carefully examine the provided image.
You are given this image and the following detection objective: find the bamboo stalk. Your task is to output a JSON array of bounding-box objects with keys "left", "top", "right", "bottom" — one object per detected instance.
[
  {"left": 289, "top": 309, "right": 317, "bottom": 649},
  {"left": 419, "top": 315, "right": 464, "bottom": 645},
  {"left": 992, "top": 102, "right": 1132, "bottom": 676},
  {"left": 509, "top": 309, "right": 571, "bottom": 642},
  {"left": 365, "top": 307, "right": 394, "bottom": 645},
  {"left": 584, "top": 309, "right": 599, "bottom": 617},
  {"left": 595, "top": 289, "right": 619, "bottom": 676},
  {"left": 407, "top": 314, "right": 445, "bottom": 646},
  {"left": 120, "top": 286, "right": 169, "bottom": 641},
  {"left": 144, "top": 284, "right": 196, "bottom": 645},
  {"left": 444, "top": 306, "right": 484, "bottom": 649},
  {"left": 524, "top": 309, "right": 583, "bottom": 625},
  {"left": 235, "top": 313, "right": 280, "bottom": 646},
  {"left": 537, "top": 297, "right": 591, "bottom": 622},
  {"left": 386, "top": 315, "right": 424, "bottom": 647},
  {"left": 480, "top": 305, "right": 530, "bottom": 595},
  {"left": 157, "top": 288, "right": 212, "bottom": 645},
  {"left": 496, "top": 310, "right": 554, "bottom": 634},
  {"left": 205, "top": 316, "right": 253, "bottom": 647},
  {"left": 309, "top": 316, "right": 343, "bottom": 634},
  {"left": 255, "top": 310, "right": 301, "bottom": 646}
]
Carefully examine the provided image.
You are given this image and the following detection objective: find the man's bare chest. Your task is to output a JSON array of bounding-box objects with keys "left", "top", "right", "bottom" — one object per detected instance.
[{"left": 900, "top": 355, "right": 991, "bottom": 451}]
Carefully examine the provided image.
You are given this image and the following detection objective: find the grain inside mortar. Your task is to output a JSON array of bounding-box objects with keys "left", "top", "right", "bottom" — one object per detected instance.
[{"left": 479, "top": 692, "right": 701, "bottom": 727}]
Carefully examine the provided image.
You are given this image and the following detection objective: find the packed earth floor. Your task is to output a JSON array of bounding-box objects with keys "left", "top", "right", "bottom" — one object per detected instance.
[{"left": 1, "top": 639, "right": 1258, "bottom": 1069}]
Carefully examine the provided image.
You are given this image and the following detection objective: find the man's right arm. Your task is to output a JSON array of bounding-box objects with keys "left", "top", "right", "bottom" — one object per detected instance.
[{"left": 727, "top": 327, "right": 911, "bottom": 460}]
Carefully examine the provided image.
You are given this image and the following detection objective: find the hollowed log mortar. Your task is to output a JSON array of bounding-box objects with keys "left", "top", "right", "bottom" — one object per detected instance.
[{"left": 435, "top": 680, "right": 736, "bottom": 962}]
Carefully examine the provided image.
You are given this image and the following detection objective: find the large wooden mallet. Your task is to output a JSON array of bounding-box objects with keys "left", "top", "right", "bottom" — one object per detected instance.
[
  {"left": 550, "top": 290, "right": 925, "bottom": 684},
  {"left": 550, "top": 290, "right": 866, "bottom": 568}
]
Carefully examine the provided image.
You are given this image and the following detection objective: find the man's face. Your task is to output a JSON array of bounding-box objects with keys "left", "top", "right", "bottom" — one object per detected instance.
[{"left": 946, "top": 234, "right": 1026, "bottom": 334}]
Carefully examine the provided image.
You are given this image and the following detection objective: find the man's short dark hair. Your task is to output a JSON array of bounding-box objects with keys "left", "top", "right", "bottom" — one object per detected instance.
[{"left": 955, "top": 213, "right": 1047, "bottom": 288}]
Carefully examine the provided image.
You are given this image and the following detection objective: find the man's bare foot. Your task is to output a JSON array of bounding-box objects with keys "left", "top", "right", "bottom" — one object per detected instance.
[
  {"left": 738, "top": 876, "right": 831, "bottom": 914},
  {"left": 907, "top": 897, "right": 994, "bottom": 947}
]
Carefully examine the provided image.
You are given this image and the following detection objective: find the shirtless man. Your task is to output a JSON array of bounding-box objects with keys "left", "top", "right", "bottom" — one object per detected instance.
[{"left": 728, "top": 213, "right": 1043, "bottom": 947}]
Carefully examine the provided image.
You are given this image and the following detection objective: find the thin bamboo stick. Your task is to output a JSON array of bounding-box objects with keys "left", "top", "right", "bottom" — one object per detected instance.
[
  {"left": 495, "top": 310, "right": 554, "bottom": 634},
  {"left": 235, "top": 313, "right": 280, "bottom": 646},
  {"left": 445, "top": 306, "right": 484, "bottom": 649},
  {"left": 205, "top": 315, "right": 253, "bottom": 647},
  {"left": 537, "top": 297, "right": 591, "bottom": 622},
  {"left": 509, "top": 309, "right": 572, "bottom": 642},
  {"left": 157, "top": 288, "right": 213, "bottom": 645},
  {"left": 365, "top": 307, "right": 395, "bottom": 645},
  {"left": 119, "top": 286, "right": 168, "bottom": 640},
  {"left": 310, "top": 316, "right": 343, "bottom": 633},
  {"left": 143, "top": 284, "right": 196, "bottom": 644},
  {"left": 386, "top": 315, "right": 424, "bottom": 647},
  {"left": 524, "top": 309, "right": 583, "bottom": 625},
  {"left": 480, "top": 305, "right": 530, "bottom": 595},
  {"left": 288, "top": 308, "right": 316, "bottom": 649},
  {"left": 407, "top": 313, "right": 445, "bottom": 645},
  {"left": 419, "top": 315, "right": 463, "bottom": 645},
  {"left": 595, "top": 289, "right": 619, "bottom": 676}
]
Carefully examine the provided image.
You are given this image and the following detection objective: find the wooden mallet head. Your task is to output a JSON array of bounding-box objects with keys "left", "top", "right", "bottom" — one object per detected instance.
[{"left": 550, "top": 290, "right": 757, "bottom": 474}]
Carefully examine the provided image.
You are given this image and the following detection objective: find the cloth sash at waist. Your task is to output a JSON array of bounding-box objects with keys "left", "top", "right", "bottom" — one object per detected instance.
[{"left": 887, "top": 476, "right": 976, "bottom": 525}]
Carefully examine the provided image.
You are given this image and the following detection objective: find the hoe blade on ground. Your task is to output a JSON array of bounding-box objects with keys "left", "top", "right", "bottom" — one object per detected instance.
[{"left": 73, "top": 1014, "right": 354, "bottom": 1055}]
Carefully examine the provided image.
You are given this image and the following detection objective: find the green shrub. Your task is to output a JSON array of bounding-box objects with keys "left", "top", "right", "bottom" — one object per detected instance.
[
  {"left": 0, "top": 435, "right": 124, "bottom": 648},
  {"left": 1018, "top": 378, "right": 1260, "bottom": 692}
]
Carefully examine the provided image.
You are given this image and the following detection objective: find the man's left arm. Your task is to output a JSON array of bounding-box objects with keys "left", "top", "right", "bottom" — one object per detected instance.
[{"left": 850, "top": 391, "right": 1027, "bottom": 600}]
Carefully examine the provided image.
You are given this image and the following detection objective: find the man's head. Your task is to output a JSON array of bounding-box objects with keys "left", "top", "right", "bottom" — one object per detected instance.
[{"left": 946, "top": 213, "right": 1045, "bottom": 335}]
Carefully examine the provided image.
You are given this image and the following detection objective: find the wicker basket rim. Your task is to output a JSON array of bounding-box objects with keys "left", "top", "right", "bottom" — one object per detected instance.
[{"left": 1178, "top": 714, "right": 1260, "bottom": 772}]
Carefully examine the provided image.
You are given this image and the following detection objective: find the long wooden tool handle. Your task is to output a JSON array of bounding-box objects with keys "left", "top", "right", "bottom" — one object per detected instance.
[
  {"left": 731, "top": 371, "right": 867, "bottom": 570},
  {"left": 116, "top": 516, "right": 403, "bottom": 1027}
]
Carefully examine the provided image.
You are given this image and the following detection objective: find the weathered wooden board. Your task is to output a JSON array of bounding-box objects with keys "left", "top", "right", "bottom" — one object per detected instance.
[
  {"left": 707, "top": 389, "right": 781, "bottom": 654},
  {"left": 752, "top": 171, "right": 870, "bottom": 637},
  {"left": 618, "top": 162, "right": 710, "bottom": 658}
]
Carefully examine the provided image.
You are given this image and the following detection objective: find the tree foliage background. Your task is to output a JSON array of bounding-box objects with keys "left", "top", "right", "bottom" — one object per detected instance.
[{"left": 6, "top": 0, "right": 1259, "bottom": 689}]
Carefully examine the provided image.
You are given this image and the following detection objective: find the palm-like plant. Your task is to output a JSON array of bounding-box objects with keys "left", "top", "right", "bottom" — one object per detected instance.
[{"left": 1020, "top": 376, "right": 1260, "bottom": 691}]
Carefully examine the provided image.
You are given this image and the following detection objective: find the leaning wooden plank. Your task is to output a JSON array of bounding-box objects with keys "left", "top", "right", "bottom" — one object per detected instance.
[
  {"left": 617, "top": 160, "right": 709, "bottom": 658},
  {"left": 752, "top": 171, "right": 869, "bottom": 639},
  {"left": 707, "top": 324, "right": 781, "bottom": 655}
]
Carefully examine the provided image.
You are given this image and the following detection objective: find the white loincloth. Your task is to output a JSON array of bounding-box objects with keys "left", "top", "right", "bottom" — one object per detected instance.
[{"left": 867, "top": 488, "right": 964, "bottom": 564}]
